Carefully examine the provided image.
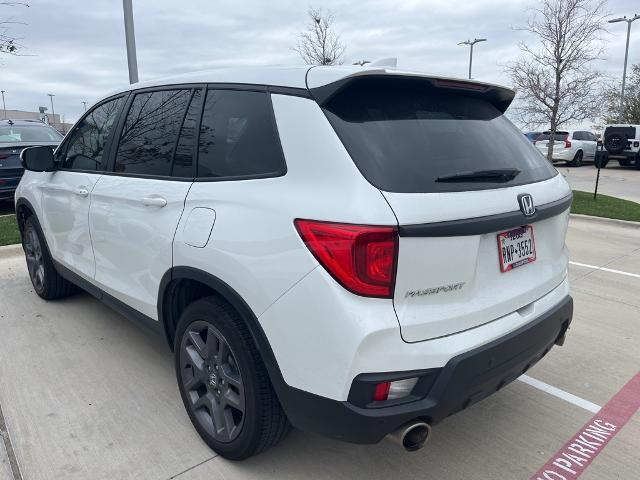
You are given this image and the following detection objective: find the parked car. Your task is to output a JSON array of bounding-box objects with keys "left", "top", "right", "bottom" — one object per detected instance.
[
  {"left": 596, "top": 124, "right": 640, "bottom": 169},
  {"left": 15, "top": 66, "right": 573, "bottom": 460},
  {"left": 524, "top": 131, "right": 542, "bottom": 142},
  {"left": 0, "top": 119, "right": 62, "bottom": 201},
  {"left": 534, "top": 130, "right": 598, "bottom": 166}
]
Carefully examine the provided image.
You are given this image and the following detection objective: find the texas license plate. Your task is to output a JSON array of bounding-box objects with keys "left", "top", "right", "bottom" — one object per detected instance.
[{"left": 497, "top": 225, "right": 536, "bottom": 272}]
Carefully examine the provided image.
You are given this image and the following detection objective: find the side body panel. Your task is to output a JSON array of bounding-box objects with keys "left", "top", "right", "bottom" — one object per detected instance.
[
  {"left": 173, "top": 92, "right": 398, "bottom": 335},
  {"left": 39, "top": 170, "right": 102, "bottom": 279},
  {"left": 89, "top": 175, "right": 190, "bottom": 319}
]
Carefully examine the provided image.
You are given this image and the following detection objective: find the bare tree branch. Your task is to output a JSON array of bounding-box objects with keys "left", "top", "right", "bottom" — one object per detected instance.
[
  {"left": 0, "top": 1, "right": 29, "bottom": 55},
  {"left": 506, "top": 0, "right": 607, "bottom": 160},
  {"left": 294, "top": 7, "right": 345, "bottom": 66}
]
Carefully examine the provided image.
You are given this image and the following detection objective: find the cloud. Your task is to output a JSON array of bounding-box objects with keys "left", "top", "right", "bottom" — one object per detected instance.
[{"left": 1, "top": 0, "right": 638, "bottom": 124}]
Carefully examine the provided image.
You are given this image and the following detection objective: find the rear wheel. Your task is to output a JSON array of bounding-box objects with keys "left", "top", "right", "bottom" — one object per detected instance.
[
  {"left": 175, "top": 296, "right": 290, "bottom": 460},
  {"left": 567, "top": 150, "right": 583, "bottom": 167},
  {"left": 23, "top": 216, "right": 75, "bottom": 300},
  {"left": 619, "top": 159, "right": 631, "bottom": 166}
]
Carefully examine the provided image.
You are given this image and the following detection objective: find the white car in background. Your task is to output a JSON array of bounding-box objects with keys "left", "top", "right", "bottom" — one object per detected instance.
[{"left": 535, "top": 130, "right": 597, "bottom": 166}]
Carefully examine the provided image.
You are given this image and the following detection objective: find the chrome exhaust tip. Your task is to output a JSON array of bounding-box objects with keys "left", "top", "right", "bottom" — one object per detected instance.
[{"left": 387, "top": 421, "right": 432, "bottom": 452}]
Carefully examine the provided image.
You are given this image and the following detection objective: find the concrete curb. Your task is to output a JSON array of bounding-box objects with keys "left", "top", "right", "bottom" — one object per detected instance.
[
  {"left": 570, "top": 213, "right": 640, "bottom": 228},
  {"left": 0, "top": 244, "right": 22, "bottom": 260}
]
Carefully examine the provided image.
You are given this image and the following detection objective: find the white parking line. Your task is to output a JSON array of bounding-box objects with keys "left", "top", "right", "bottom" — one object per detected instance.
[
  {"left": 569, "top": 261, "right": 640, "bottom": 280},
  {"left": 518, "top": 375, "right": 601, "bottom": 414}
]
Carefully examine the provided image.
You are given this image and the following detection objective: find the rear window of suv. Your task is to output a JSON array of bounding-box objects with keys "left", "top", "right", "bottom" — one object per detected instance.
[
  {"left": 537, "top": 132, "right": 569, "bottom": 141},
  {"left": 321, "top": 77, "right": 557, "bottom": 193}
]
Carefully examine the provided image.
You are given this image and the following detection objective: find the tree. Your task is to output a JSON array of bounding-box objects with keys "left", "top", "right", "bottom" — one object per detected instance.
[
  {"left": 294, "top": 7, "right": 345, "bottom": 66},
  {"left": 1, "top": 1, "right": 28, "bottom": 55},
  {"left": 507, "top": 0, "right": 607, "bottom": 160},
  {"left": 601, "top": 64, "right": 640, "bottom": 124}
]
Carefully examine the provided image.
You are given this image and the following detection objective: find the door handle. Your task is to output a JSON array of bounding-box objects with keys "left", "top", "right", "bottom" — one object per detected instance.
[
  {"left": 142, "top": 196, "right": 167, "bottom": 208},
  {"left": 74, "top": 187, "right": 89, "bottom": 197}
]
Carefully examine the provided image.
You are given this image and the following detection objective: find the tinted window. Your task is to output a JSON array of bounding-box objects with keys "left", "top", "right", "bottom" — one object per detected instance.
[
  {"left": 538, "top": 132, "right": 569, "bottom": 141},
  {"left": 322, "top": 77, "right": 556, "bottom": 193},
  {"left": 197, "top": 89, "right": 285, "bottom": 178},
  {"left": 115, "top": 89, "right": 191, "bottom": 176},
  {"left": 60, "top": 97, "right": 124, "bottom": 171},
  {"left": 0, "top": 124, "right": 63, "bottom": 143}
]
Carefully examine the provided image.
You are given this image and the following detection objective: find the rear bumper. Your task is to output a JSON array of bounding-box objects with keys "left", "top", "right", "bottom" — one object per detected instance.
[{"left": 276, "top": 295, "right": 573, "bottom": 444}]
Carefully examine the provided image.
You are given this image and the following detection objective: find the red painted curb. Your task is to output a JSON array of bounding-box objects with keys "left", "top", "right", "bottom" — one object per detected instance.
[{"left": 531, "top": 372, "right": 640, "bottom": 479}]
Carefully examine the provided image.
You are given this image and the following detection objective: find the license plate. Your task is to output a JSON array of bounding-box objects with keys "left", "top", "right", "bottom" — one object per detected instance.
[{"left": 497, "top": 225, "right": 536, "bottom": 272}]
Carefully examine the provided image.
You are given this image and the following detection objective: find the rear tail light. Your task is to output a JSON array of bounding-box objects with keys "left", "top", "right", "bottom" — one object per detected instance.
[
  {"left": 634, "top": 141, "right": 639, "bottom": 148},
  {"left": 294, "top": 219, "right": 398, "bottom": 298},
  {"left": 564, "top": 135, "right": 571, "bottom": 148}
]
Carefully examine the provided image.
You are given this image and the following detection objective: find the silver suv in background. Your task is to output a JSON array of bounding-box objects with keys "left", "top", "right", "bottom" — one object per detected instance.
[{"left": 535, "top": 130, "right": 597, "bottom": 167}]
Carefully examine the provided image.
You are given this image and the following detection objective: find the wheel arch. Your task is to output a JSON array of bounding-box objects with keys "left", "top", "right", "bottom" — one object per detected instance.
[
  {"left": 15, "top": 197, "right": 37, "bottom": 238},
  {"left": 158, "top": 267, "right": 282, "bottom": 383}
]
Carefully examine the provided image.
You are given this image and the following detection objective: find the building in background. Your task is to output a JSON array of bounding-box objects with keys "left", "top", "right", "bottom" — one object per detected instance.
[{"left": 2, "top": 109, "right": 74, "bottom": 133}]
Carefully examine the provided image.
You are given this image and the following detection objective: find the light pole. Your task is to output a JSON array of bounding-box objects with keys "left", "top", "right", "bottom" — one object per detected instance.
[
  {"left": 1, "top": 90, "right": 5, "bottom": 119},
  {"left": 609, "top": 14, "right": 640, "bottom": 121},
  {"left": 122, "top": 0, "right": 139, "bottom": 84},
  {"left": 458, "top": 38, "right": 487, "bottom": 79},
  {"left": 82, "top": 101, "right": 88, "bottom": 112},
  {"left": 47, "top": 93, "right": 55, "bottom": 125}
]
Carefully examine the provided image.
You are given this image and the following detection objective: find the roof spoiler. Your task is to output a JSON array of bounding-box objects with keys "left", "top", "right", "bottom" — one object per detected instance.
[{"left": 309, "top": 71, "right": 516, "bottom": 114}]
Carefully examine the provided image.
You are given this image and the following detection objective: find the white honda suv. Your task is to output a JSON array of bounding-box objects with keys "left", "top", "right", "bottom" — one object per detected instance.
[{"left": 15, "top": 66, "right": 573, "bottom": 460}]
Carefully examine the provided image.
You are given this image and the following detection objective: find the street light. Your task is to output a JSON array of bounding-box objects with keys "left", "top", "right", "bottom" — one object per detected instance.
[
  {"left": 608, "top": 14, "right": 640, "bottom": 121},
  {"left": 82, "top": 101, "right": 88, "bottom": 112},
  {"left": 458, "top": 38, "right": 487, "bottom": 79},
  {"left": 47, "top": 93, "right": 55, "bottom": 125},
  {"left": 1, "top": 90, "right": 6, "bottom": 119},
  {"left": 122, "top": 0, "right": 139, "bottom": 84}
]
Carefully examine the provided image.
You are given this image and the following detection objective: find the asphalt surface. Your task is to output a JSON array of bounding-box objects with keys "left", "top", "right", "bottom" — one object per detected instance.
[
  {"left": 0, "top": 216, "right": 639, "bottom": 480},
  {"left": 559, "top": 163, "right": 640, "bottom": 203}
]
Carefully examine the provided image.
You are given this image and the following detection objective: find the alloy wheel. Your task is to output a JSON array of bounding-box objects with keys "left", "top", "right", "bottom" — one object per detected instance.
[
  {"left": 179, "top": 321, "right": 246, "bottom": 443},
  {"left": 24, "top": 227, "right": 45, "bottom": 291}
]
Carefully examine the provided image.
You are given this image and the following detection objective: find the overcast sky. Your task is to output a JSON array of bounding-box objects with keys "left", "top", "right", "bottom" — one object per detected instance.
[{"left": 1, "top": 0, "right": 638, "bottom": 125}]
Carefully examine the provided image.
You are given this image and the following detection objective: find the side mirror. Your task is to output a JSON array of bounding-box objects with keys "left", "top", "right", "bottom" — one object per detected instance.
[{"left": 20, "top": 146, "right": 56, "bottom": 172}]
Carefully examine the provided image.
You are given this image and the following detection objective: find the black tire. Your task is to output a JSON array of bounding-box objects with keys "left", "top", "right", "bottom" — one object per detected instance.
[
  {"left": 635, "top": 154, "right": 640, "bottom": 170},
  {"left": 22, "top": 216, "right": 75, "bottom": 300},
  {"left": 567, "top": 150, "right": 583, "bottom": 167},
  {"left": 175, "top": 296, "right": 290, "bottom": 460},
  {"left": 619, "top": 159, "right": 631, "bottom": 167},
  {"left": 604, "top": 133, "right": 627, "bottom": 155}
]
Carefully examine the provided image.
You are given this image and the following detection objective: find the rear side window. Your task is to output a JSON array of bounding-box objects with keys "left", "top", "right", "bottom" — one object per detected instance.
[
  {"left": 115, "top": 89, "right": 192, "bottom": 176},
  {"left": 538, "top": 132, "right": 569, "bottom": 141},
  {"left": 60, "top": 97, "right": 124, "bottom": 171},
  {"left": 197, "top": 89, "right": 285, "bottom": 179},
  {"left": 322, "top": 77, "right": 557, "bottom": 193}
]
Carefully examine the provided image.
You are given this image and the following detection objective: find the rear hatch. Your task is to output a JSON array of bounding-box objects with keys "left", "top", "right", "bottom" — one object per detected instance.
[{"left": 316, "top": 74, "right": 571, "bottom": 342}]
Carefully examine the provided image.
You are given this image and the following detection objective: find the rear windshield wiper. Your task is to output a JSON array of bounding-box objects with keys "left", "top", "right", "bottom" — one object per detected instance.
[{"left": 435, "top": 168, "right": 521, "bottom": 183}]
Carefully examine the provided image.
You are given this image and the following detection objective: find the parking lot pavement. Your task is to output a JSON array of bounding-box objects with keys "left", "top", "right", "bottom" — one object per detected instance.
[
  {"left": 0, "top": 216, "right": 638, "bottom": 480},
  {"left": 559, "top": 164, "right": 640, "bottom": 203}
]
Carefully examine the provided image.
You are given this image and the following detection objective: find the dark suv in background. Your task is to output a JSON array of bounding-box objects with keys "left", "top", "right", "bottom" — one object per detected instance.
[{"left": 0, "top": 119, "right": 63, "bottom": 201}]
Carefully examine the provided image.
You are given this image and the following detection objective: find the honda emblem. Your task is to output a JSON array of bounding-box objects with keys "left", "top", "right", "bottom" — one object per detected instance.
[{"left": 518, "top": 194, "right": 536, "bottom": 216}]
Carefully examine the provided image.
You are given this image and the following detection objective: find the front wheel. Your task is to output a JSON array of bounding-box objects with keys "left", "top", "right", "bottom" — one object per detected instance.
[{"left": 175, "top": 296, "right": 290, "bottom": 460}]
